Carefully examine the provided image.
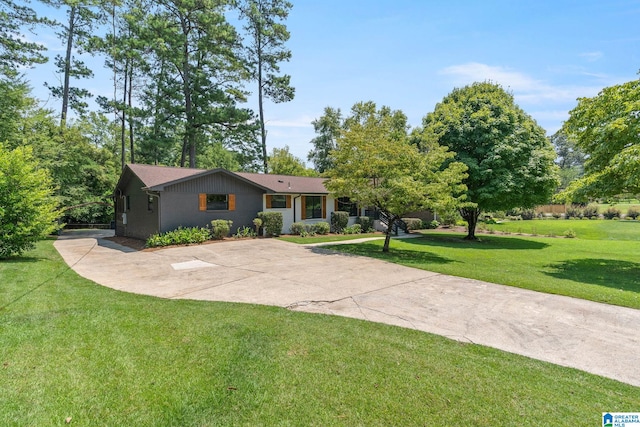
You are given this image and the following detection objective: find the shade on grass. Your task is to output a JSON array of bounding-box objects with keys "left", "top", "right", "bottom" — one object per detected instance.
[
  {"left": 328, "top": 231, "right": 640, "bottom": 309},
  {"left": 1, "top": 239, "right": 638, "bottom": 425}
]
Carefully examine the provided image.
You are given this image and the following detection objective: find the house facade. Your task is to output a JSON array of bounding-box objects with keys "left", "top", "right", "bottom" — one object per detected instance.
[{"left": 114, "top": 164, "right": 364, "bottom": 240}]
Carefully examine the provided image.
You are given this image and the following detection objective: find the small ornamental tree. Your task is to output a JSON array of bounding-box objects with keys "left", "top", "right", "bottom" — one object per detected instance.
[
  {"left": 325, "top": 101, "right": 467, "bottom": 252},
  {"left": 422, "top": 82, "right": 559, "bottom": 239},
  {"left": 0, "top": 145, "right": 60, "bottom": 257}
]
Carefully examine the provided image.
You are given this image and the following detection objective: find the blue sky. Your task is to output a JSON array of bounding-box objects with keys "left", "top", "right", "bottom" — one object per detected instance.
[{"left": 25, "top": 0, "right": 640, "bottom": 165}]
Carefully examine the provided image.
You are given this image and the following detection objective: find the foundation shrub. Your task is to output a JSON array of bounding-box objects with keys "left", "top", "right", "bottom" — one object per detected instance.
[
  {"left": 331, "top": 211, "right": 349, "bottom": 233},
  {"left": 258, "top": 211, "right": 283, "bottom": 237}
]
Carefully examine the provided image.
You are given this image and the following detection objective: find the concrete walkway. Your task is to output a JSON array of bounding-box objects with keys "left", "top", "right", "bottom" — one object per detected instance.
[{"left": 54, "top": 230, "right": 640, "bottom": 387}]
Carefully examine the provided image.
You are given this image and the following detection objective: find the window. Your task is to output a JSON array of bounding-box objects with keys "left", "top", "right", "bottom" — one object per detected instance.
[
  {"left": 305, "top": 196, "right": 323, "bottom": 219},
  {"left": 267, "top": 195, "right": 289, "bottom": 209},
  {"left": 336, "top": 197, "right": 358, "bottom": 216},
  {"left": 199, "top": 193, "right": 235, "bottom": 211}
]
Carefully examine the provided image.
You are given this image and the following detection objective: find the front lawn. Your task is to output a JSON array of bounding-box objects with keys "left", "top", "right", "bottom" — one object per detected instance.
[
  {"left": 278, "top": 232, "right": 382, "bottom": 244},
  {"left": 481, "top": 218, "right": 640, "bottom": 240},
  {"left": 1, "top": 239, "right": 638, "bottom": 425},
  {"left": 326, "top": 230, "right": 640, "bottom": 309}
]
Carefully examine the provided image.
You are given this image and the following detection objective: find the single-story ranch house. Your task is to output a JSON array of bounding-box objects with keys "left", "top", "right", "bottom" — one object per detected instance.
[{"left": 114, "top": 163, "right": 365, "bottom": 240}]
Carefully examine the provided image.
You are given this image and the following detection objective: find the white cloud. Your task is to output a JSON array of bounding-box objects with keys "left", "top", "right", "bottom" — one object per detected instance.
[
  {"left": 439, "top": 62, "right": 603, "bottom": 105},
  {"left": 579, "top": 51, "right": 603, "bottom": 62}
]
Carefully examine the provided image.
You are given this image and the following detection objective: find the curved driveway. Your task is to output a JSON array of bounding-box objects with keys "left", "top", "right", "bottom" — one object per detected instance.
[{"left": 54, "top": 230, "right": 640, "bottom": 387}]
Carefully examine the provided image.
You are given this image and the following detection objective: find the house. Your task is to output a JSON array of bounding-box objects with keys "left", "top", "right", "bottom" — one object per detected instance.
[{"left": 114, "top": 164, "right": 364, "bottom": 240}]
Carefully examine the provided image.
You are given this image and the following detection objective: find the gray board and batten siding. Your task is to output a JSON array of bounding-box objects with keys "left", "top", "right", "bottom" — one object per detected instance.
[{"left": 159, "top": 172, "right": 264, "bottom": 234}]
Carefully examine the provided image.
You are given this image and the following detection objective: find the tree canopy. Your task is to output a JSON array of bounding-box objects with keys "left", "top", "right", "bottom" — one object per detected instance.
[
  {"left": 0, "top": 145, "right": 60, "bottom": 257},
  {"left": 326, "top": 101, "right": 467, "bottom": 252},
  {"left": 267, "top": 145, "right": 317, "bottom": 176},
  {"left": 558, "top": 78, "right": 640, "bottom": 201},
  {"left": 422, "top": 82, "right": 558, "bottom": 239}
]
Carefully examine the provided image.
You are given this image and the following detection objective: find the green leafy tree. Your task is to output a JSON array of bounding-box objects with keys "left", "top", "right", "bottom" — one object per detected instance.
[
  {"left": 140, "top": 0, "right": 253, "bottom": 168},
  {"left": 0, "top": 0, "right": 50, "bottom": 76},
  {"left": 307, "top": 106, "right": 342, "bottom": 173},
  {"left": 0, "top": 145, "right": 60, "bottom": 258},
  {"left": 239, "top": 0, "right": 295, "bottom": 173},
  {"left": 559, "top": 78, "right": 640, "bottom": 200},
  {"left": 326, "top": 102, "right": 467, "bottom": 252},
  {"left": 549, "top": 130, "right": 586, "bottom": 192},
  {"left": 422, "top": 82, "right": 559, "bottom": 239},
  {"left": 267, "top": 145, "right": 317, "bottom": 176}
]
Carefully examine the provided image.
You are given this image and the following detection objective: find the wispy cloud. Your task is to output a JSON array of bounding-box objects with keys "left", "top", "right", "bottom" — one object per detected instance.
[
  {"left": 579, "top": 51, "right": 603, "bottom": 62},
  {"left": 266, "top": 116, "right": 315, "bottom": 128},
  {"left": 439, "top": 62, "right": 603, "bottom": 105}
]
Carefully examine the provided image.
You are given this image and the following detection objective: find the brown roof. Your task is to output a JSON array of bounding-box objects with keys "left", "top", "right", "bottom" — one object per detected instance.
[
  {"left": 126, "top": 163, "right": 206, "bottom": 188},
  {"left": 122, "top": 164, "right": 328, "bottom": 194},
  {"left": 236, "top": 172, "right": 328, "bottom": 194}
]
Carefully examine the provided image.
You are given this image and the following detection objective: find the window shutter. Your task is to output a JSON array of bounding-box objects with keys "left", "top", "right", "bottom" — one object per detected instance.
[
  {"left": 228, "top": 194, "right": 236, "bottom": 211},
  {"left": 322, "top": 196, "right": 327, "bottom": 218},
  {"left": 199, "top": 194, "right": 207, "bottom": 211},
  {"left": 300, "top": 196, "right": 306, "bottom": 219},
  {"left": 266, "top": 195, "right": 272, "bottom": 209},
  {"left": 334, "top": 199, "right": 338, "bottom": 212},
  {"left": 286, "top": 195, "right": 292, "bottom": 209}
]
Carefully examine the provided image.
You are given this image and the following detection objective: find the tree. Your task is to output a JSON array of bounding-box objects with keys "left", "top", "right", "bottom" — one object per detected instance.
[
  {"left": 239, "top": 0, "right": 295, "bottom": 173},
  {"left": 0, "top": 0, "right": 50, "bottom": 76},
  {"left": 140, "top": 0, "right": 253, "bottom": 168},
  {"left": 45, "top": 0, "right": 106, "bottom": 126},
  {"left": 326, "top": 102, "right": 467, "bottom": 252},
  {"left": 0, "top": 145, "right": 60, "bottom": 258},
  {"left": 267, "top": 145, "right": 317, "bottom": 176},
  {"left": 558, "top": 78, "right": 640, "bottom": 200},
  {"left": 549, "top": 130, "right": 585, "bottom": 192},
  {"left": 422, "top": 82, "right": 558, "bottom": 240},
  {"left": 307, "top": 106, "right": 342, "bottom": 173}
]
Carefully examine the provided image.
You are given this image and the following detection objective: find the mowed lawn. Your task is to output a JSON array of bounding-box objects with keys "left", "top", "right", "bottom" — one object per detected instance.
[
  {"left": 1, "top": 239, "right": 638, "bottom": 426},
  {"left": 327, "top": 220, "right": 640, "bottom": 309}
]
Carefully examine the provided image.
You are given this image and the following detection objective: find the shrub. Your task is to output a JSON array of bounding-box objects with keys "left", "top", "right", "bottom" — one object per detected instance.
[
  {"left": 258, "top": 211, "right": 283, "bottom": 237},
  {"left": 424, "top": 219, "right": 440, "bottom": 229},
  {"left": 343, "top": 224, "right": 362, "bottom": 234},
  {"left": 211, "top": 219, "right": 233, "bottom": 239},
  {"left": 439, "top": 209, "right": 460, "bottom": 227},
  {"left": 233, "top": 226, "right": 256, "bottom": 238},
  {"left": 626, "top": 207, "right": 640, "bottom": 220},
  {"left": 0, "top": 146, "right": 60, "bottom": 257},
  {"left": 401, "top": 218, "right": 422, "bottom": 231},
  {"left": 146, "top": 226, "right": 211, "bottom": 248},
  {"left": 563, "top": 229, "right": 576, "bottom": 239},
  {"left": 253, "top": 217, "right": 263, "bottom": 234},
  {"left": 566, "top": 206, "right": 582, "bottom": 219},
  {"left": 520, "top": 209, "right": 536, "bottom": 220},
  {"left": 602, "top": 207, "right": 621, "bottom": 220},
  {"left": 331, "top": 211, "right": 349, "bottom": 233},
  {"left": 313, "top": 221, "right": 330, "bottom": 235},
  {"left": 290, "top": 222, "right": 307, "bottom": 235},
  {"left": 582, "top": 204, "right": 599, "bottom": 218},
  {"left": 356, "top": 216, "right": 374, "bottom": 232}
]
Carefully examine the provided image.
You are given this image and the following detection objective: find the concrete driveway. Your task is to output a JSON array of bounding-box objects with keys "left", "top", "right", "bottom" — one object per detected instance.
[{"left": 54, "top": 230, "right": 640, "bottom": 387}]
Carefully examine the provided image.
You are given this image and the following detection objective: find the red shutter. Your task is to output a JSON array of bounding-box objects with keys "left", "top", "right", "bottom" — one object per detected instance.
[{"left": 199, "top": 194, "right": 207, "bottom": 211}]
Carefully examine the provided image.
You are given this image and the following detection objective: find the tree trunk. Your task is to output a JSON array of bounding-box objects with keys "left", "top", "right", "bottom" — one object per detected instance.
[
  {"left": 128, "top": 63, "right": 134, "bottom": 164},
  {"left": 382, "top": 213, "right": 398, "bottom": 252},
  {"left": 61, "top": 5, "right": 76, "bottom": 127},
  {"left": 461, "top": 207, "right": 481, "bottom": 240},
  {"left": 257, "top": 41, "right": 268, "bottom": 173}
]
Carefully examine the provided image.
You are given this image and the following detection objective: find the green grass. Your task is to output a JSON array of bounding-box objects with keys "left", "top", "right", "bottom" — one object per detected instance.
[
  {"left": 1, "top": 239, "right": 638, "bottom": 425},
  {"left": 482, "top": 218, "right": 640, "bottom": 240},
  {"left": 327, "top": 229, "right": 640, "bottom": 309},
  {"left": 599, "top": 200, "right": 640, "bottom": 215},
  {"left": 278, "top": 232, "right": 382, "bottom": 244}
]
